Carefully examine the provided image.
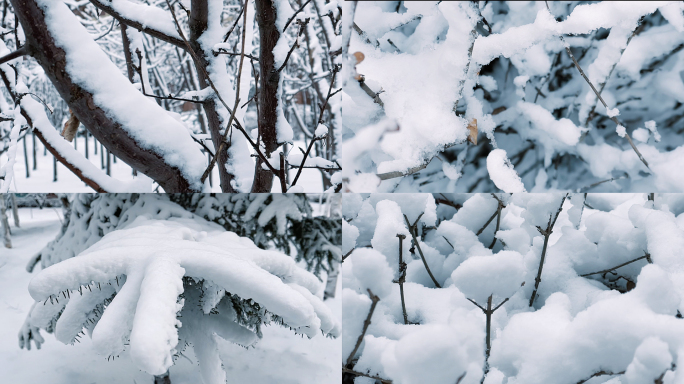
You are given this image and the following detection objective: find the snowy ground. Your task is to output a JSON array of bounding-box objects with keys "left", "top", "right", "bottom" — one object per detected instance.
[
  {"left": 0, "top": 208, "right": 340, "bottom": 384},
  {"left": 2, "top": 135, "right": 325, "bottom": 193}
]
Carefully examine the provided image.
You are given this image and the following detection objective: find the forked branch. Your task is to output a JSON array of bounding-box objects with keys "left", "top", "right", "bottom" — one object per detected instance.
[
  {"left": 403, "top": 214, "right": 441, "bottom": 288},
  {"left": 529, "top": 194, "right": 568, "bottom": 307}
]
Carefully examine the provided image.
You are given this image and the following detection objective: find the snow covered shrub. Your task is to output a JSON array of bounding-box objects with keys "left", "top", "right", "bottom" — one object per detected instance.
[
  {"left": 342, "top": 1, "right": 684, "bottom": 193},
  {"left": 18, "top": 193, "right": 341, "bottom": 384},
  {"left": 342, "top": 193, "right": 684, "bottom": 384}
]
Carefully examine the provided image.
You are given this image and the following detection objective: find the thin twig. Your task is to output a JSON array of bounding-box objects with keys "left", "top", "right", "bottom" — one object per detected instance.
[
  {"left": 404, "top": 214, "right": 441, "bottom": 288},
  {"left": 341, "top": 247, "right": 355, "bottom": 262},
  {"left": 467, "top": 294, "right": 510, "bottom": 384},
  {"left": 222, "top": 5, "right": 244, "bottom": 42},
  {"left": 477, "top": 197, "right": 501, "bottom": 236},
  {"left": 544, "top": 1, "right": 649, "bottom": 171},
  {"left": 289, "top": 65, "right": 340, "bottom": 189},
  {"left": 396, "top": 234, "right": 408, "bottom": 325},
  {"left": 342, "top": 367, "right": 392, "bottom": 384},
  {"left": 576, "top": 173, "right": 629, "bottom": 193},
  {"left": 488, "top": 194, "right": 505, "bottom": 249},
  {"left": 94, "top": 17, "right": 117, "bottom": 41},
  {"left": 443, "top": 236, "right": 455, "bottom": 250},
  {"left": 283, "top": 0, "right": 311, "bottom": 32},
  {"left": 214, "top": 49, "right": 260, "bottom": 62},
  {"left": 134, "top": 49, "right": 204, "bottom": 104},
  {"left": 575, "top": 370, "right": 625, "bottom": 384},
  {"left": 346, "top": 289, "right": 380, "bottom": 366},
  {"left": 580, "top": 254, "right": 650, "bottom": 277},
  {"left": 529, "top": 194, "right": 568, "bottom": 306}
]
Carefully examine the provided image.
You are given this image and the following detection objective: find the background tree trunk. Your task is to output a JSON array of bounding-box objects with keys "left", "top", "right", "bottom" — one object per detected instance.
[
  {"left": 10, "top": 193, "right": 18, "bottom": 227},
  {"left": 1, "top": 195, "right": 11, "bottom": 249}
]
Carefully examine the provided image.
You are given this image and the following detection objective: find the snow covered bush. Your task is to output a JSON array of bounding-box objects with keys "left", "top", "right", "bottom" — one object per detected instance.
[
  {"left": 0, "top": 0, "right": 341, "bottom": 193},
  {"left": 342, "top": 193, "right": 684, "bottom": 384},
  {"left": 342, "top": 1, "right": 684, "bottom": 193},
  {"left": 18, "top": 193, "right": 341, "bottom": 384}
]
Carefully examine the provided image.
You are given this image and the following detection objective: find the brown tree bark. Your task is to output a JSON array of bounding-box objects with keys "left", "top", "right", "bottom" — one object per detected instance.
[
  {"left": 252, "top": 0, "right": 280, "bottom": 192},
  {"left": 10, "top": 0, "right": 200, "bottom": 192},
  {"left": 188, "top": 0, "right": 237, "bottom": 192}
]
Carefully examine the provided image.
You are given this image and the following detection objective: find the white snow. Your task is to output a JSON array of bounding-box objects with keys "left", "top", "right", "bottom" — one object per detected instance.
[
  {"left": 486, "top": 149, "right": 526, "bottom": 193},
  {"left": 343, "top": 193, "right": 684, "bottom": 384},
  {"left": 616, "top": 124, "right": 627, "bottom": 138}
]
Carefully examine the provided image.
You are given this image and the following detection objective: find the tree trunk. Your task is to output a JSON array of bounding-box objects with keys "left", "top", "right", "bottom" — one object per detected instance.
[
  {"left": 189, "top": 0, "right": 237, "bottom": 193},
  {"left": 1, "top": 195, "right": 11, "bottom": 249},
  {"left": 10, "top": 193, "right": 18, "bottom": 227},
  {"left": 252, "top": 0, "right": 281, "bottom": 192},
  {"left": 10, "top": 0, "right": 200, "bottom": 192}
]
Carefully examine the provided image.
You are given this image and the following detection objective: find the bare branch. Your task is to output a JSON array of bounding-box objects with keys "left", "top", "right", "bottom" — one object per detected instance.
[
  {"left": 0, "top": 45, "right": 26, "bottom": 65},
  {"left": 580, "top": 254, "right": 650, "bottom": 277},
  {"left": 283, "top": 0, "right": 311, "bottom": 32},
  {"left": 529, "top": 194, "right": 568, "bottom": 306},
  {"left": 544, "top": 1, "right": 649, "bottom": 171},
  {"left": 346, "top": 289, "right": 380, "bottom": 366},
  {"left": 342, "top": 367, "right": 392, "bottom": 384},
  {"left": 404, "top": 214, "right": 441, "bottom": 288},
  {"left": 396, "top": 234, "right": 408, "bottom": 325}
]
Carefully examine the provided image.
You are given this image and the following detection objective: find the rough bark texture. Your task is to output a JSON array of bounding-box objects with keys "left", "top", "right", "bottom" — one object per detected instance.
[
  {"left": 252, "top": 0, "right": 280, "bottom": 192},
  {"left": 11, "top": 0, "right": 198, "bottom": 192},
  {"left": 189, "top": 0, "right": 237, "bottom": 192}
]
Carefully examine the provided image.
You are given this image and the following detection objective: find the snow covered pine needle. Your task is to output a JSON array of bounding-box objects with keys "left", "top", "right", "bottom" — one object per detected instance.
[{"left": 26, "top": 216, "right": 339, "bottom": 384}]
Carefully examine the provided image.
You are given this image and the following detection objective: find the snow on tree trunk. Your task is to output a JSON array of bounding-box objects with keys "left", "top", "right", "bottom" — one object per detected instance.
[
  {"left": 0, "top": 194, "right": 11, "bottom": 248},
  {"left": 188, "top": 0, "right": 238, "bottom": 193},
  {"left": 9, "top": 0, "right": 206, "bottom": 192}
]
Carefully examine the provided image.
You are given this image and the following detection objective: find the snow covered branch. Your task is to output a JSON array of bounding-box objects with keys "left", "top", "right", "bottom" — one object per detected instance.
[
  {"left": 11, "top": 0, "right": 206, "bottom": 192},
  {"left": 89, "top": 0, "right": 185, "bottom": 48}
]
